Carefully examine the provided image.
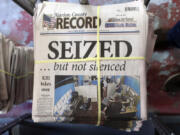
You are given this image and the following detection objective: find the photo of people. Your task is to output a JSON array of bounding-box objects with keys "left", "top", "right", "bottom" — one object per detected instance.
[{"left": 54, "top": 75, "right": 140, "bottom": 125}]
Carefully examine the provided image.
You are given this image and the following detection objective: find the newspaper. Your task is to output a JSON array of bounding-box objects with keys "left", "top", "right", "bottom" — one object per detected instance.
[
  {"left": 0, "top": 34, "right": 34, "bottom": 113},
  {"left": 32, "top": 0, "right": 155, "bottom": 130}
]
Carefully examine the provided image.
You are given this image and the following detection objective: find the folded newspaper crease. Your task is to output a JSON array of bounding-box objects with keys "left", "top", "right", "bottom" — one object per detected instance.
[
  {"left": 37, "top": 0, "right": 155, "bottom": 131},
  {"left": 0, "top": 34, "right": 34, "bottom": 113}
]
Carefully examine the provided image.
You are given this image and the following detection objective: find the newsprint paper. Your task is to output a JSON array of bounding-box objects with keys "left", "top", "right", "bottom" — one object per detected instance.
[{"left": 33, "top": 1, "right": 150, "bottom": 131}]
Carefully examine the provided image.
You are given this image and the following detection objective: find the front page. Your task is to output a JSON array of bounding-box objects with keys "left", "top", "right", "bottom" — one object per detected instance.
[{"left": 33, "top": 1, "right": 148, "bottom": 130}]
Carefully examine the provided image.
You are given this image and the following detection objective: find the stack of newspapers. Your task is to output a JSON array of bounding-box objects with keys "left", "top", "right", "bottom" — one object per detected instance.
[
  {"left": 31, "top": 0, "right": 157, "bottom": 131},
  {"left": 0, "top": 34, "right": 34, "bottom": 113}
]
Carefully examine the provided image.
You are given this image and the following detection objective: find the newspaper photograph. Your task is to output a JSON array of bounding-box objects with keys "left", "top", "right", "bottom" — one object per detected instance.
[{"left": 54, "top": 75, "right": 140, "bottom": 123}]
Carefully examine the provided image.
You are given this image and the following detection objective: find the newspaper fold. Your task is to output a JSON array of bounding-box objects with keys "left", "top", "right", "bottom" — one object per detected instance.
[{"left": 0, "top": 34, "right": 34, "bottom": 113}]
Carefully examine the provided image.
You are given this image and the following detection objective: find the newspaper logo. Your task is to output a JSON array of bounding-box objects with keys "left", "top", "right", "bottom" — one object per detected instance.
[{"left": 43, "top": 14, "right": 56, "bottom": 29}]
